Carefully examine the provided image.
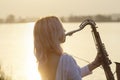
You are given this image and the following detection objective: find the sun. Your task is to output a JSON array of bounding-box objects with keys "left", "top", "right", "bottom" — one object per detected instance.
[
  {"left": 24, "top": 22, "right": 42, "bottom": 80},
  {"left": 25, "top": 42, "right": 42, "bottom": 80},
  {"left": 26, "top": 55, "right": 42, "bottom": 80}
]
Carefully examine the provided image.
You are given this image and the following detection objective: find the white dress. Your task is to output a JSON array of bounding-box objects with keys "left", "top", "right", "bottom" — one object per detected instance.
[{"left": 56, "top": 53, "right": 92, "bottom": 80}]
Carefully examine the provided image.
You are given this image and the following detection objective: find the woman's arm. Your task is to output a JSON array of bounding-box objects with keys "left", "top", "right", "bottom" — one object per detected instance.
[
  {"left": 88, "top": 53, "right": 102, "bottom": 72},
  {"left": 81, "top": 53, "right": 102, "bottom": 77},
  {"left": 88, "top": 61, "right": 100, "bottom": 72}
]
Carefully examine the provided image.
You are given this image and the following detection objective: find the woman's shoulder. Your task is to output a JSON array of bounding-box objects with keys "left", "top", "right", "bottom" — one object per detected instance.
[
  {"left": 61, "top": 53, "right": 71, "bottom": 59},
  {"left": 56, "top": 53, "right": 79, "bottom": 77},
  {"left": 61, "top": 52, "right": 72, "bottom": 57},
  {"left": 60, "top": 53, "right": 77, "bottom": 64}
]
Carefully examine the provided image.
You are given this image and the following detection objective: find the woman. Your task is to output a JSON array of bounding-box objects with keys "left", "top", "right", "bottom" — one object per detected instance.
[{"left": 33, "top": 16, "right": 101, "bottom": 80}]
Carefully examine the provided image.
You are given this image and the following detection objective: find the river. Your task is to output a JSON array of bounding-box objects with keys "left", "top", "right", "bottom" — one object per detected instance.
[{"left": 0, "top": 22, "right": 120, "bottom": 80}]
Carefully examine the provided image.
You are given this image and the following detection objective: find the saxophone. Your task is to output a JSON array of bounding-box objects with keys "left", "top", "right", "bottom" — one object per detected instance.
[{"left": 65, "top": 19, "right": 115, "bottom": 80}]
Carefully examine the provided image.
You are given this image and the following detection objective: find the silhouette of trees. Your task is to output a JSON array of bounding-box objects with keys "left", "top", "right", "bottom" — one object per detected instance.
[
  {"left": 5, "top": 14, "right": 15, "bottom": 23},
  {"left": 67, "top": 15, "right": 92, "bottom": 22},
  {"left": 94, "top": 14, "right": 112, "bottom": 22},
  {"left": 0, "top": 14, "right": 120, "bottom": 23},
  {"left": 0, "top": 19, "right": 4, "bottom": 23}
]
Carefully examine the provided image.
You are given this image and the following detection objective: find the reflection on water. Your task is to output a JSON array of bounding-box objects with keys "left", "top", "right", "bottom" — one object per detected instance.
[
  {"left": 0, "top": 22, "right": 120, "bottom": 80},
  {"left": 0, "top": 22, "right": 41, "bottom": 80}
]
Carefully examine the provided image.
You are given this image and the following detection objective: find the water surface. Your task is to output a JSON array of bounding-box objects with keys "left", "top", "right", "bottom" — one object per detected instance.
[{"left": 0, "top": 22, "right": 120, "bottom": 80}]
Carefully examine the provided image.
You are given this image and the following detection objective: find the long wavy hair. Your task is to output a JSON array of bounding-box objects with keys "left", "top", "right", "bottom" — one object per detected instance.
[{"left": 34, "top": 16, "right": 65, "bottom": 65}]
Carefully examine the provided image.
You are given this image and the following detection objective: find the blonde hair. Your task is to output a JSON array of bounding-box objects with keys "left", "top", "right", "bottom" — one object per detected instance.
[{"left": 34, "top": 16, "right": 65, "bottom": 64}]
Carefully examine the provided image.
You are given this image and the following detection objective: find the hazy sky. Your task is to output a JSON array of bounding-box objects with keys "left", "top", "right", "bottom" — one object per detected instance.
[{"left": 0, "top": 0, "right": 120, "bottom": 19}]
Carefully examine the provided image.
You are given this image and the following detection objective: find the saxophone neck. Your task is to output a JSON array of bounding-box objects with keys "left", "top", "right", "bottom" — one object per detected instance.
[
  {"left": 79, "top": 19, "right": 96, "bottom": 30},
  {"left": 65, "top": 19, "right": 96, "bottom": 36}
]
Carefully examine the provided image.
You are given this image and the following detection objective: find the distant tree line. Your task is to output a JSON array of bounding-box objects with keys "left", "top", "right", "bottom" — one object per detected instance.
[
  {"left": 0, "top": 14, "right": 120, "bottom": 23},
  {"left": 0, "top": 14, "right": 37, "bottom": 23},
  {"left": 61, "top": 14, "right": 120, "bottom": 22}
]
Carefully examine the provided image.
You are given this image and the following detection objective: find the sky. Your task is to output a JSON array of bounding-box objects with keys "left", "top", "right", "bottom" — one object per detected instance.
[{"left": 0, "top": 0, "right": 120, "bottom": 19}]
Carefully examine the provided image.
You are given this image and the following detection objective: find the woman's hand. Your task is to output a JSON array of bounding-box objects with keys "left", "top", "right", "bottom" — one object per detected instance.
[
  {"left": 88, "top": 53, "right": 102, "bottom": 72},
  {"left": 93, "top": 52, "right": 102, "bottom": 67}
]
